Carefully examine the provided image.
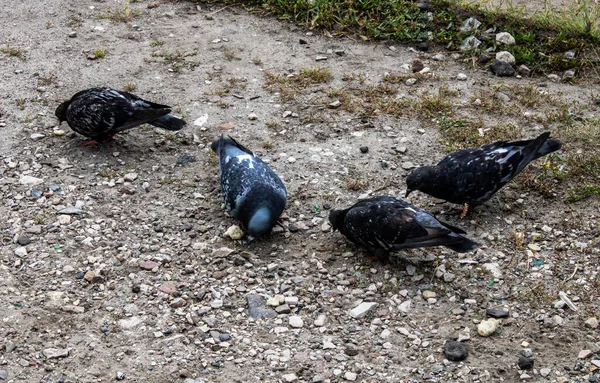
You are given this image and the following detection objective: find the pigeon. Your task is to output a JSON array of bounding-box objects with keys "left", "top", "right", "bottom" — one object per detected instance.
[
  {"left": 211, "top": 135, "right": 287, "bottom": 239},
  {"left": 405, "top": 132, "right": 561, "bottom": 206},
  {"left": 329, "top": 196, "right": 477, "bottom": 260},
  {"left": 55, "top": 87, "right": 186, "bottom": 144}
]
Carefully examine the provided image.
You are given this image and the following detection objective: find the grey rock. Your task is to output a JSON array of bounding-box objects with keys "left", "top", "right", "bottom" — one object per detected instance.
[
  {"left": 315, "top": 55, "right": 328, "bottom": 61},
  {"left": 0, "top": 370, "right": 7, "bottom": 380},
  {"left": 496, "top": 51, "right": 516, "bottom": 65},
  {"left": 116, "top": 372, "right": 126, "bottom": 380},
  {"left": 246, "top": 294, "right": 276, "bottom": 319},
  {"left": 518, "top": 356, "right": 534, "bottom": 370},
  {"left": 460, "top": 36, "right": 481, "bottom": 51},
  {"left": 487, "top": 308, "right": 510, "bottom": 318},
  {"left": 58, "top": 207, "right": 83, "bottom": 215},
  {"left": 460, "top": 17, "right": 481, "bottom": 32},
  {"left": 405, "top": 78, "right": 417, "bottom": 86},
  {"left": 490, "top": 60, "right": 515, "bottom": 77},
  {"left": 16, "top": 236, "right": 31, "bottom": 246},
  {"left": 496, "top": 32, "right": 515, "bottom": 45},
  {"left": 349, "top": 302, "right": 378, "bottom": 319},
  {"left": 517, "top": 65, "right": 531, "bottom": 77},
  {"left": 444, "top": 340, "right": 468, "bottom": 361},
  {"left": 359, "top": 146, "right": 369, "bottom": 154},
  {"left": 43, "top": 348, "right": 69, "bottom": 359}
]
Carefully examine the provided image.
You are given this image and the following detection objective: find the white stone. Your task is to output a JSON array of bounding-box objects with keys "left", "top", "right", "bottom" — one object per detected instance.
[
  {"left": 585, "top": 317, "right": 598, "bottom": 328},
  {"left": 380, "top": 329, "right": 391, "bottom": 338},
  {"left": 344, "top": 372, "right": 357, "bottom": 381},
  {"left": 496, "top": 51, "right": 516, "bottom": 65},
  {"left": 124, "top": 173, "right": 138, "bottom": 181},
  {"left": 540, "top": 368, "right": 551, "bottom": 377},
  {"left": 578, "top": 349, "right": 592, "bottom": 359},
  {"left": 19, "top": 175, "right": 44, "bottom": 186},
  {"left": 457, "top": 73, "right": 467, "bottom": 81},
  {"left": 314, "top": 314, "right": 326, "bottom": 327},
  {"left": 224, "top": 225, "right": 244, "bottom": 240},
  {"left": 14, "top": 247, "right": 27, "bottom": 257},
  {"left": 247, "top": 113, "right": 258, "bottom": 120},
  {"left": 496, "top": 32, "right": 516, "bottom": 45},
  {"left": 349, "top": 302, "right": 378, "bottom": 319},
  {"left": 477, "top": 318, "right": 500, "bottom": 336},
  {"left": 399, "top": 300, "right": 412, "bottom": 314},
  {"left": 282, "top": 373, "right": 297, "bottom": 382},
  {"left": 289, "top": 316, "right": 304, "bottom": 328}
]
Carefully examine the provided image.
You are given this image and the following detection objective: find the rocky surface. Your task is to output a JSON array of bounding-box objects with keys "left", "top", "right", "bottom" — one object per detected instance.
[{"left": 0, "top": 1, "right": 599, "bottom": 382}]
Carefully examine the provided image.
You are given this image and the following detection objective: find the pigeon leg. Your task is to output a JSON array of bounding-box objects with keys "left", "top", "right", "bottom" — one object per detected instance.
[
  {"left": 447, "top": 203, "right": 471, "bottom": 218},
  {"left": 459, "top": 203, "right": 470, "bottom": 219},
  {"left": 99, "top": 135, "right": 118, "bottom": 143},
  {"left": 81, "top": 139, "right": 99, "bottom": 147}
]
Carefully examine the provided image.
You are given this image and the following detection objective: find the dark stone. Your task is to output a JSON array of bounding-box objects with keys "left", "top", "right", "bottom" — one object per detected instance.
[
  {"left": 416, "top": 0, "right": 433, "bottom": 11},
  {"left": 246, "top": 294, "right": 276, "bottom": 319},
  {"left": 131, "top": 285, "right": 141, "bottom": 293},
  {"left": 299, "top": 38, "right": 308, "bottom": 44},
  {"left": 490, "top": 60, "right": 515, "bottom": 77},
  {"left": 486, "top": 308, "right": 510, "bottom": 318},
  {"left": 412, "top": 58, "right": 424, "bottom": 73},
  {"left": 179, "top": 224, "right": 193, "bottom": 232},
  {"left": 31, "top": 189, "right": 43, "bottom": 199},
  {"left": 444, "top": 340, "right": 468, "bottom": 361},
  {"left": 75, "top": 272, "right": 85, "bottom": 280},
  {"left": 288, "top": 224, "right": 299, "bottom": 233},
  {"left": 322, "top": 203, "right": 331, "bottom": 210},
  {"left": 594, "top": 99, "right": 600, "bottom": 106},
  {"left": 16, "top": 236, "right": 31, "bottom": 246},
  {"left": 359, "top": 146, "right": 369, "bottom": 154},
  {"left": 478, "top": 53, "right": 491, "bottom": 64},
  {"left": 518, "top": 356, "right": 534, "bottom": 370},
  {"left": 415, "top": 42, "right": 429, "bottom": 52},
  {"left": 219, "top": 333, "right": 231, "bottom": 342},
  {"left": 176, "top": 153, "right": 197, "bottom": 166},
  {"left": 345, "top": 344, "right": 360, "bottom": 356}
]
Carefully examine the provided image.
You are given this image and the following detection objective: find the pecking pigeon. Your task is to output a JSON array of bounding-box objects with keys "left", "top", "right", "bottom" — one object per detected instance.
[
  {"left": 329, "top": 196, "right": 477, "bottom": 260},
  {"left": 211, "top": 135, "right": 287, "bottom": 239},
  {"left": 55, "top": 87, "right": 186, "bottom": 144},
  {"left": 405, "top": 132, "right": 561, "bottom": 206}
]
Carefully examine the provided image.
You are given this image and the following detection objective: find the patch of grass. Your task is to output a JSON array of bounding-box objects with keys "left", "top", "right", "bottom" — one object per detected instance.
[
  {"left": 151, "top": 49, "right": 199, "bottom": 72},
  {"left": 98, "top": 167, "right": 119, "bottom": 178},
  {"left": 37, "top": 73, "right": 57, "bottom": 86},
  {"left": 223, "top": 0, "right": 600, "bottom": 72},
  {"left": 568, "top": 184, "right": 600, "bottom": 202},
  {"left": 265, "top": 121, "right": 281, "bottom": 130},
  {"left": 66, "top": 14, "right": 84, "bottom": 27},
  {"left": 99, "top": 2, "right": 141, "bottom": 23},
  {"left": 344, "top": 167, "right": 370, "bottom": 191},
  {"left": 264, "top": 67, "right": 333, "bottom": 102},
  {"left": 15, "top": 99, "right": 26, "bottom": 110},
  {"left": 123, "top": 83, "right": 137, "bottom": 92},
  {"left": 149, "top": 40, "right": 164, "bottom": 47},
  {"left": 437, "top": 116, "right": 522, "bottom": 151},
  {"left": 0, "top": 45, "right": 27, "bottom": 60},
  {"left": 224, "top": 48, "right": 241, "bottom": 61},
  {"left": 92, "top": 48, "right": 107, "bottom": 58},
  {"left": 415, "top": 84, "right": 457, "bottom": 118}
]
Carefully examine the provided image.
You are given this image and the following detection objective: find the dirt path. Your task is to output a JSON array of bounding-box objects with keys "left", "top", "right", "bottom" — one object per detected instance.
[{"left": 0, "top": 1, "right": 598, "bottom": 383}]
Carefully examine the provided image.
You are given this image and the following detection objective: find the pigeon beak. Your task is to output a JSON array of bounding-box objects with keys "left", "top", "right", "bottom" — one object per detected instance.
[{"left": 405, "top": 189, "right": 413, "bottom": 198}]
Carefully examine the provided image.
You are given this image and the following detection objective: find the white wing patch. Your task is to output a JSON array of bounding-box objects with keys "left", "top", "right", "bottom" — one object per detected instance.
[{"left": 236, "top": 154, "right": 255, "bottom": 169}]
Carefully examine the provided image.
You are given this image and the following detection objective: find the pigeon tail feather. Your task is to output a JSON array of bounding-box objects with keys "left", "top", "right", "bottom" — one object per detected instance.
[
  {"left": 149, "top": 114, "right": 186, "bottom": 131},
  {"left": 535, "top": 138, "right": 562, "bottom": 158},
  {"left": 444, "top": 236, "right": 479, "bottom": 253}
]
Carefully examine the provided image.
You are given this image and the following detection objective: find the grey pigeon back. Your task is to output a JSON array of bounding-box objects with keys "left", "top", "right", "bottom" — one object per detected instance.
[
  {"left": 406, "top": 132, "right": 562, "bottom": 206},
  {"left": 212, "top": 135, "right": 287, "bottom": 238}
]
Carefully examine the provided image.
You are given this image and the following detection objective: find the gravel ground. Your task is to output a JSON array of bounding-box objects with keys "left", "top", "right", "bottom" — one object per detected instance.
[{"left": 0, "top": 1, "right": 599, "bottom": 383}]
